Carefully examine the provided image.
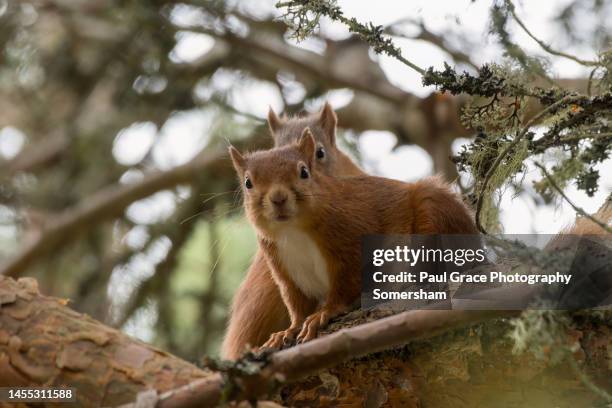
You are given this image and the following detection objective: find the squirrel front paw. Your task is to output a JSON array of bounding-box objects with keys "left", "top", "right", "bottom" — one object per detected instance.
[
  {"left": 296, "top": 308, "right": 339, "bottom": 343},
  {"left": 262, "top": 326, "right": 301, "bottom": 350}
]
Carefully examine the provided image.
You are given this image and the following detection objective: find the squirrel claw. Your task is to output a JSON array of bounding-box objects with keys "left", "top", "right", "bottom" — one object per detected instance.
[
  {"left": 297, "top": 309, "right": 332, "bottom": 343},
  {"left": 263, "top": 327, "right": 300, "bottom": 350}
]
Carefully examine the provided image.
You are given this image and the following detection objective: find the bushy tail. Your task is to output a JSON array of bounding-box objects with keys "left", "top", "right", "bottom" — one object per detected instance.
[{"left": 408, "top": 175, "right": 478, "bottom": 235}]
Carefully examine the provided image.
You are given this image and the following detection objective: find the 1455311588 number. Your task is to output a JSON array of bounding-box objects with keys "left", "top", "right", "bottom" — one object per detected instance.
[{"left": 0, "top": 387, "right": 76, "bottom": 402}]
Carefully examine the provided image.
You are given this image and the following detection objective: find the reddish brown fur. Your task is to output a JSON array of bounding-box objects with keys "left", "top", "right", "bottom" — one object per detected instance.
[
  {"left": 221, "top": 253, "right": 290, "bottom": 355},
  {"left": 269, "top": 103, "right": 363, "bottom": 177},
  {"left": 221, "top": 103, "right": 364, "bottom": 359},
  {"left": 227, "top": 128, "right": 478, "bottom": 350}
]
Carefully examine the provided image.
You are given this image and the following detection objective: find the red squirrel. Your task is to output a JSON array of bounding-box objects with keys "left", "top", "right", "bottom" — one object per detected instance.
[{"left": 228, "top": 128, "right": 478, "bottom": 348}]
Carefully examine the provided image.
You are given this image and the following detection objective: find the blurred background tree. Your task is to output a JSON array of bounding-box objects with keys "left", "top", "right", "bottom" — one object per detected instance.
[{"left": 0, "top": 0, "right": 610, "bottom": 362}]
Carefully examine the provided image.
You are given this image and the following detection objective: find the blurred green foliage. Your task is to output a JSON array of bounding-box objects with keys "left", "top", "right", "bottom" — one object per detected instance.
[{"left": 167, "top": 215, "right": 256, "bottom": 358}]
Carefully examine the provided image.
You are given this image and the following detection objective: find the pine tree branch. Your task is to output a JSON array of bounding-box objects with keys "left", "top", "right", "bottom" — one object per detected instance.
[
  {"left": 0, "top": 276, "right": 209, "bottom": 406},
  {"left": 133, "top": 308, "right": 518, "bottom": 408}
]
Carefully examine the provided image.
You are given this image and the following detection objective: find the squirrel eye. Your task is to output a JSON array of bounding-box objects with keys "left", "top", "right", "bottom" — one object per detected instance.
[
  {"left": 316, "top": 147, "right": 326, "bottom": 160},
  {"left": 245, "top": 177, "right": 253, "bottom": 189},
  {"left": 300, "top": 166, "right": 310, "bottom": 179}
]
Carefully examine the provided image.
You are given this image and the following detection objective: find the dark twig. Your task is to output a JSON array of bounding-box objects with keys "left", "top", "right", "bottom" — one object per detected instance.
[
  {"left": 586, "top": 67, "right": 599, "bottom": 97},
  {"left": 534, "top": 162, "right": 612, "bottom": 233},
  {"left": 567, "top": 356, "right": 612, "bottom": 403},
  {"left": 505, "top": 0, "right": 599, "bottom": 67}
]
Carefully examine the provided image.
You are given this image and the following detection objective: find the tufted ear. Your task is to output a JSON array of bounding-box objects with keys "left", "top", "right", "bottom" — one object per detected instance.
[
  {"left": 228, "top": 146, "right": 246, "bottom": 173},
  {"left": 298, "top": 127, "right": 316, "bottom": 162},
  {"left": 267, "top": 106, "right": 283, "bottom": 141},
  {"left": 319, "top": 102, "right": 337, "bottom": 145}
]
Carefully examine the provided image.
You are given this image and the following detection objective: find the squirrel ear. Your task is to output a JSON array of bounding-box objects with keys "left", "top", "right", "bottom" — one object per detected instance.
[
  {"left": 228, "top": 146, "right": 246, "bottom": 173},
  {"left": 319, "top": 102, "right": 337, "bottom": 145},
  {"left": 267, "top": 107, "right": 283, "bottom": 142},
  {"left": 298, "top": 128, "right": 316, "bottom": 161}
]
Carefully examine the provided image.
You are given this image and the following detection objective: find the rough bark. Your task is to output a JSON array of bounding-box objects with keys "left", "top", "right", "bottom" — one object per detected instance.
[
  {"left": 1, "top": 274, "right": 610, "bottom": 408},
  {"left": 0, "top": 276, "right": 209, "bottom": 407},
  {"left": 1, "top": 273, "right": 514, "bottom": 407},
  {"left": 279, "top": 313, "right": 612, "bottom": 407},
  {"left": 140, "top": 309, "right": 515, "bottom": 408}
]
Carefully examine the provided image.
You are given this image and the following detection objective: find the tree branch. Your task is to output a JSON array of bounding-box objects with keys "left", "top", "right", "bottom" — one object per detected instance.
[
  {"left": 0, "top": 276, "right": 208, "bottom": 406},
  {"left": 131, "top": 308, "right": 518, "bottom": 408},
  {"left": 185, "top": 26, "right": 410, "bottom": 105},
  {"left": 276, "top": 0, "right": 426, "bottom": 75},
  {"left": 0, "top": 132, "right": 68, "bottom": 178},
  {"left": 534, "top": 162, "right": 612, "bottom": 233},
  {"left": 504, "top": 0, "right": 599, "bottom": 67},
  {"left": 474, "top": 94, "right": 582, "bottom": 233},
  {"left": 0, "top": 121, "right": 276, "bottom": 278},
  {"left": 386, "top": 18, "right": 479, "bottom": 69},
  {"left": 0, "top": 150, "right": 222, "bottom": 278}
]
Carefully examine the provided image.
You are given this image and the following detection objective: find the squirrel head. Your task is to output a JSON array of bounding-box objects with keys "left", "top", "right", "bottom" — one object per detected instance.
[
  {"left": 229, "top": 128, "right": 319, "bottom": 235},
  {"left": 267, "top": 102, "right": 359, "bottom": 176}
]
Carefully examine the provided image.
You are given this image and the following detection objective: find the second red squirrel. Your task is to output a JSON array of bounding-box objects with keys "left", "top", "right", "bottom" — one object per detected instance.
[{"left": 229, "top": 129, "right": 477, "bottom": 347}]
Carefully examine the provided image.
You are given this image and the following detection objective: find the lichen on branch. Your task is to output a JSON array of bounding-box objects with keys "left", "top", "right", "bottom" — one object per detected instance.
[{"left": 275, "top": 0, "right": 426, "bottom": 74}]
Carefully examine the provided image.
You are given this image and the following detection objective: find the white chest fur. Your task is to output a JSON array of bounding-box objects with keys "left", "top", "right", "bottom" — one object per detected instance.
[{"left": 275, "top": 227, "right": 330, "bottom": 302}]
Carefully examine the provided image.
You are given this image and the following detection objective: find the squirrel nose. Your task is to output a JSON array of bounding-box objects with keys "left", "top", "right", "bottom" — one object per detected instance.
[{"left": 270, "top": 191, "right": 288, "bottom": 207}]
